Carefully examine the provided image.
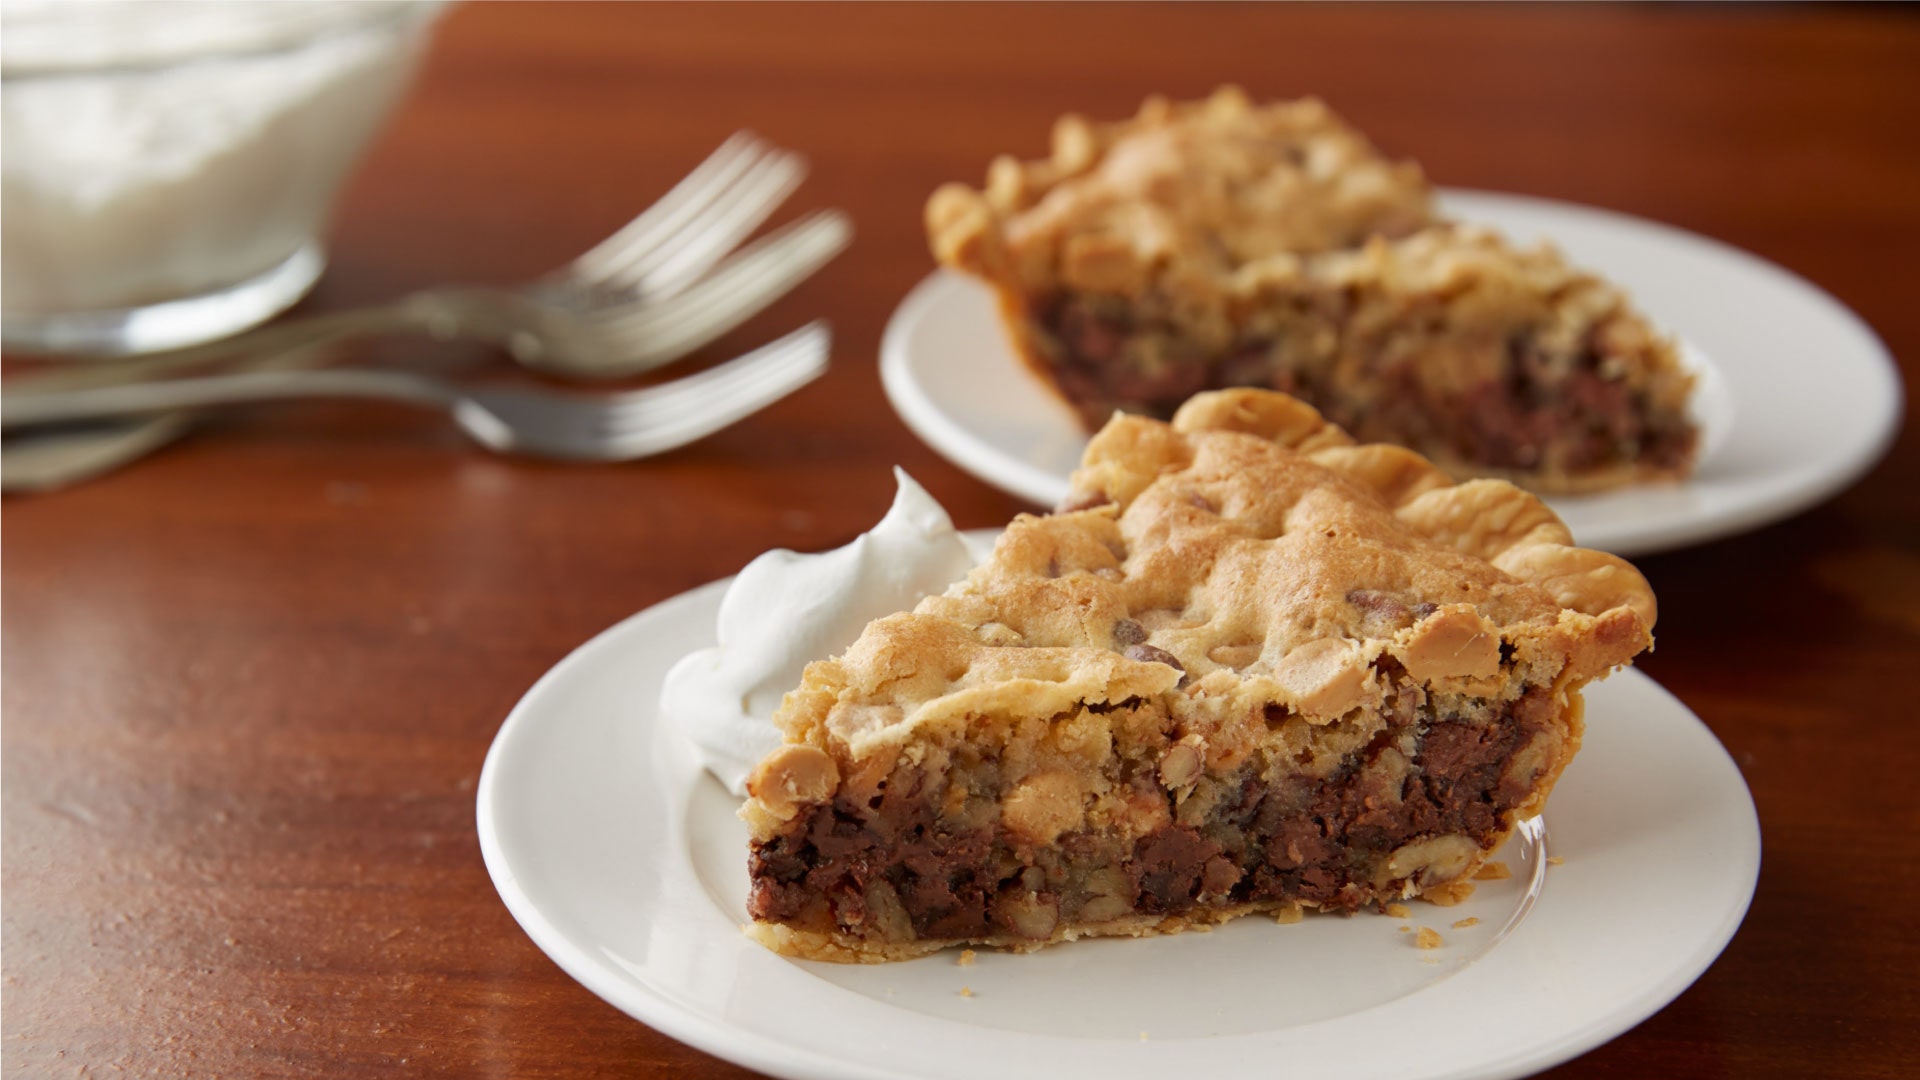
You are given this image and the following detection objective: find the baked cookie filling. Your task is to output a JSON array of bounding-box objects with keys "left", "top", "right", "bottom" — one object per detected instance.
[
  {"left": 743, "top": 389, "right": 1655, "bottom": 962},
  {"left": 927, "top": 88, "right": 1699, "bottom": 493}
]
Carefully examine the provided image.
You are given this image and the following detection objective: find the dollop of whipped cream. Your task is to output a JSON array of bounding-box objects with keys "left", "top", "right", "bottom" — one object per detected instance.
[{"left": 662, "top": 468, "right": 989, "bottom": 795}]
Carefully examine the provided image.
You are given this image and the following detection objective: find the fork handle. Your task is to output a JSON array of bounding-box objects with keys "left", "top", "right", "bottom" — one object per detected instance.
[
  {"left": 8, "top": 302, "right": 445, "bottom": 394},
  {"left": 1, "top": 368, "right": 455, "bottom": 430}
]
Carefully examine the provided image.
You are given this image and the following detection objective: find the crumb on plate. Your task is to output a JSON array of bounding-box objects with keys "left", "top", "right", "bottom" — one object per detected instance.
[{"left": 1420, "top": 881, "right": 1475, "bottom": 906}]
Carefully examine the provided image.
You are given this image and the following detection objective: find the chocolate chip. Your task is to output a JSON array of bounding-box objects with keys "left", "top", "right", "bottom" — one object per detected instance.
[
  {"left": 1347, "top": 589, "right": 1409, "bottom": 622},
  {"left": 1125, "top": 644, "right": 1184, "bottom": 673},
  {"left": 1111, "top": 619, "right": 1148, "bottom": 647}
]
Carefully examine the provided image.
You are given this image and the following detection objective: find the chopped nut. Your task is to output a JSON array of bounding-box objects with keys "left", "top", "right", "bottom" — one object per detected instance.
[
  {"left": 1272, "top": 903, "right": 1304, "bottom": 925},
  {"left": 1158, "top": 737, "right": 1204, "bottom": 790},
  {"left": 1474, "top": 861, "right": 1513, "bottom": 881},
  {"left": 1111, "top": 618, "right": 1148, "bottom": 647},
  {"left": 1414, "top": 927, "right": 1443, "bottom": 949},
  {"left": 993, "top": 890, "right": 1060, "bottom": 940},
  {"left": 957, "top": 949, "right": 977, "bottom": 967},
  {"left": 1385, "top": 834, "right": 1479, "bottom": 884},
  {"left": 1452, "top": 917, "right": 1481, "bottom": 929}
]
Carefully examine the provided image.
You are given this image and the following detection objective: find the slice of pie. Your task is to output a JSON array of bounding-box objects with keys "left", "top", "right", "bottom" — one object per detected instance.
[
  {"left": 925, "top": 87, "right": 1699, "bottom": 493},
  {"left": 743, "top": 388, "right": 1655, "bottom": 962}
]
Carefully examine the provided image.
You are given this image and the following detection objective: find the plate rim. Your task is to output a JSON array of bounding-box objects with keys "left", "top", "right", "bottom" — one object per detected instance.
[
  {"left": 880, "top": 186, "right": 1905, "bottom": 555},
  {"left": 478, "top": 575, "right": 1763, "bottom": 1080},
  {"left": 476, "top": 579, "right": 898, "bottom": 1080}
]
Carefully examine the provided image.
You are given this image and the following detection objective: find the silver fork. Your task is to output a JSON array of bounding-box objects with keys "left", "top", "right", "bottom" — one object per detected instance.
[
  {"left": 1, "top": 323, "right": 831, "bottom": 463},
  {"left": 20, "top": 131, "right": 832, "bottom": 392}
]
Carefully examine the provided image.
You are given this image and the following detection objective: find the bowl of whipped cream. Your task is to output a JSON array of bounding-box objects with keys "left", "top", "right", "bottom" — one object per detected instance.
[{"left": 0, "top": 0, "right": 444, "bottom": 355}]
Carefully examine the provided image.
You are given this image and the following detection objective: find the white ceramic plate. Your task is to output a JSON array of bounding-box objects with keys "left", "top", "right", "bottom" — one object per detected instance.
[
  {"left": 880, "top": 190, "right": 1902, "bottom": 557},
  {"left": 478, "top": 568, "right": 1761, "bottom": 1080}
]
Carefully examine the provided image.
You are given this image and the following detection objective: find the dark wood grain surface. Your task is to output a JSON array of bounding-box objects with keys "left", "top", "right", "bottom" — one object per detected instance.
[{"left": 6, "top": 4, "right": 1918, "bottom": 1077}]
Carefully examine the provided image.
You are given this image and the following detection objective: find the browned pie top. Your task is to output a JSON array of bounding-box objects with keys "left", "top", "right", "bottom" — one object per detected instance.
[
  {"left": 926, "top": 86, "right": 1435, "bottom": 296},
  {"left": 769, "top": 390, "right": 1655, "bottom": 764}
]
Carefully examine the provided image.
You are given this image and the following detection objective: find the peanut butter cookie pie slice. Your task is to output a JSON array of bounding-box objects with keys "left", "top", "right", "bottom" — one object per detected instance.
[
  {"left": 743, "top": 388, "right": 1654, "bottom": 961},
  {"left": 926, "top": 87, "right": 1698, "bottom": 493}
]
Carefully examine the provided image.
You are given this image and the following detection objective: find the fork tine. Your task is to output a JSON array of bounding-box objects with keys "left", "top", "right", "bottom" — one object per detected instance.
[
  {"left": 545, "top": 211, "right": 850, "bottom": 377},
  {"left": 597, "top": 321, "right": 830, "bottom": 427},
  {"left": 591, "top": 149, "right": 806, "bottom": 295},
  {"left": 560, "top": 129, "right": 764, "bottom": 282},
  {"left": 603, "top": 326, "right": 830, "bottom": 457},
  {"left": 600, "top": 210, "right": 844, "bottom": 339},
  {"left": 630, "top": 151, "right": 808, "bottom": 297},
  {"left": 568, "top": 131, "right": 770, "bottom": 283}
]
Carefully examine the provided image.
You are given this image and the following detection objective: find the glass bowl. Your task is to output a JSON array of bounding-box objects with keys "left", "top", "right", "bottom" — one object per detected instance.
[{"left": 0, "top": 0, "right": 444, "bottom": 356}]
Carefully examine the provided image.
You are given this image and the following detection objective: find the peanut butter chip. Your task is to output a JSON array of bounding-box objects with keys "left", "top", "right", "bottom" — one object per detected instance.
[
  {"left": 1001, "top": 772, "right": 1084, "bottom": 844},
  {"left": 1271, "top": 637, "right": 1370, "bottom": 718},
  {"left": 1400, "top": 606, "right": 1502, "bottom": 682},
  {"left": 747, "top": 745, "right": 840, "bottom": 820}
]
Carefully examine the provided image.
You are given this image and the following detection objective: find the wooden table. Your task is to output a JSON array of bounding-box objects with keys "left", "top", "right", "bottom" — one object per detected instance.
[{"left": 6, "top": 4, "right": 1917, "bottom": 1076}]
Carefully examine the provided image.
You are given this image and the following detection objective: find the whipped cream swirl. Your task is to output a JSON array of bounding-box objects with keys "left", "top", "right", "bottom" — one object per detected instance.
[{"left": 662, "top": 469, "right": 989, "bottom": 795}]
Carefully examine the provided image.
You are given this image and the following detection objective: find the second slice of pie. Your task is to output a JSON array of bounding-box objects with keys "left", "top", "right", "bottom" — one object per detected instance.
[
  {"left": 926, "top": 88, "right": 1699, "bottom": 493},
  {"left": 744, "top": 388, "right": 1655, "bottom": 962}
]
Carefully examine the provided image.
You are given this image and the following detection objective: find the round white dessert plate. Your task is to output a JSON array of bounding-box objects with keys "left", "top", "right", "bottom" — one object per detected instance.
[
  {"left": 478, "top": 569, "right": 1762, "bottom": 1080},
  {"left": 880, "top": 189, "right": 1903, "bottom": 557}
]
